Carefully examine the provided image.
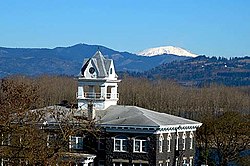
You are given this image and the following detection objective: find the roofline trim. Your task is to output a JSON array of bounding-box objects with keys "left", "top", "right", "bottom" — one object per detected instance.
[
  {"left": 99, "top": 124, "right": 158, "bottom": 133},
  {"left": 98, "top": 123, "right": 202, "bottom": 134},
  {"left": 78, "top": 78, "right": 121, "bottom": 83},
  {"left": 154, "top": 123, "right": 203, "bottom": 134}
]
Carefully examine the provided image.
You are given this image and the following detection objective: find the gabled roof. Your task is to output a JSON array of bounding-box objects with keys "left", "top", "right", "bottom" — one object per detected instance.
[
  {"left": 99, "top": 105, "right": 201, "bottom": 127},
  {"left": 92, "top": 51, "right": 107, "bottom": 77},
  {"left": 80, "top": 51, "right": 112, "bottom": 78},
  {"left": 81, "top": 58, "right": 90, "bottom": 76}
]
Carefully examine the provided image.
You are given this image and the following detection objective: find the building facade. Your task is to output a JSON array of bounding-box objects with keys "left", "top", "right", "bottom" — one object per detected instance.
[
  {"left": 1, "top": 50, "right": 201, "bottom": 166},
  {"left": 78, "top": 51, "right": 202, "bottom": 166}
]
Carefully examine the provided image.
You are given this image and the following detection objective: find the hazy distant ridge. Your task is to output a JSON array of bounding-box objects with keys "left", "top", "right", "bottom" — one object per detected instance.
[{"left": 0, "top": 43, "right": 188, "bottom": 78}]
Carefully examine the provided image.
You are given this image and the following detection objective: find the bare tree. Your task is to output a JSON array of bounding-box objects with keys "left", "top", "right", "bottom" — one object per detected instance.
[
  {"left": 197, "top": 111, "right": 250, "bottom": 166},
  {"left": 0, "top": 77, "right": 96, "bottom": 165}
]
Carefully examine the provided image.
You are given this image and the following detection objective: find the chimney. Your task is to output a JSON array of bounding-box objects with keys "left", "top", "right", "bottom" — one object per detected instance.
[{"left": 87, "top": 101, "right": 95, "bottom": 120}]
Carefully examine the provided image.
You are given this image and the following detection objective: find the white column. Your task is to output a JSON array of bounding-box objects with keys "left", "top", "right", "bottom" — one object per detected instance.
[
  {"left": 176, "top": 133, "right": 179, "bottom": 150},
  {"left": 111, "top": 85, "right": 117, "bottom": 99},
  {"left": 78, "top": 86, "right": 84, "bottom": 98},
  {"left": 101, "top": 84, "right": 107, "bottom": 99},
  {"left": 190, "top": 156, "right": 193, "bottom": 166}
]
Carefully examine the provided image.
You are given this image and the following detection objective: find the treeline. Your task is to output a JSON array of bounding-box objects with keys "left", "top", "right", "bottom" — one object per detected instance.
[
  {"left": 1, "top": 75, "right": 249, "bottom": 165},
  {"left": 0, "top": 75, "right": 93, "bottom": 165},
  {"left": 119, "top": 77, "right": 250, "bottom": 119},
  {"left": 0, "top": 75, "right": 78, "bottom": 108},
  {"left": 2, "top": 75, "right": 249, "bottom": 116},
  {"left": 118, "top": 77, "right": 250, "bottom": 165}
]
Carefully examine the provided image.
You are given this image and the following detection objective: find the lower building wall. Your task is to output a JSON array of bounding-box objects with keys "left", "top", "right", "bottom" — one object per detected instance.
[
  {"left": 92, "top": 130, "right": 196, "bottom": 166},
  {"left": 94, "top": 132, "right": 156, "bottom": 166},
  {"left": 156, "top": 131, "right": 195, "bottom": 166}
]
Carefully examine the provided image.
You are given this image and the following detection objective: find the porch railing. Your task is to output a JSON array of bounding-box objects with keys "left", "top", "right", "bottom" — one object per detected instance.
[{"left": 76, "top": 92, "right": 119, "bottom": 100}]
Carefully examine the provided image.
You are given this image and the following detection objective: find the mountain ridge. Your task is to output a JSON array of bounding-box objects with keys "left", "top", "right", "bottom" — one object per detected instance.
[
  {"left": 0, "top": 43, "right": 188, "bottom": 78},
  {"left": 138, "top": 46, "right": 198, "bottom": 57},
  {"left": 1, "top": 43, "right": 249, "bottom": 86},
  {"left": 141, "top": 56, "right": 250, "bottom": 86}
]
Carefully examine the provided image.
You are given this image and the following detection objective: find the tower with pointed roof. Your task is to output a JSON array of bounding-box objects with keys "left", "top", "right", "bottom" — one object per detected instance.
[
  {"left": 76, "top": 50, "right": 202, "bottom": 166},
  {"left": 77, "top": 51, "right": 120, "bottom": 110}
]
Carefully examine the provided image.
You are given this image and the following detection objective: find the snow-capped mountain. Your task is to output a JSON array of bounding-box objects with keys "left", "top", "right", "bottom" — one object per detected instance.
[
  {"left": 0, "top": 44, "right": 191, "bottom": 78},
  {"left": 138, "top": 46, "right": 198, "bottom": 57}
]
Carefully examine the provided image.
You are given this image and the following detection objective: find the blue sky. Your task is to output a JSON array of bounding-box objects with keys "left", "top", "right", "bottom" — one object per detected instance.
[{"left": 0, "top": 0, "right": 249, "bottom": 57}]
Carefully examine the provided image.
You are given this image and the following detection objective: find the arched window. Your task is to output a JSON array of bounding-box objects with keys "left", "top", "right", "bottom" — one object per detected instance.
[
  {"left": 176, "top": 133, "right": 179, "bottom": 150},
  {"left": 133, "top": 136, "right": 148, "bottom": 153},
  {"left": 167, "top": 133, "right": 172, "bottom": 152},
  {"left": 159, "top": 134, "right": 164, "bottom": 153},
  {"left": 182, "top": 132, "right": 186, "bottom": 150},
  {"left": 189, "top": 132, "right": 194, "bottom": 150},
  {"left": 114, "top": 135, "right": 128, "bottom": 152}
]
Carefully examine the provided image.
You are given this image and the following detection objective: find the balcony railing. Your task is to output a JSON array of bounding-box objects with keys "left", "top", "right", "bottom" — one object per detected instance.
[{"left": 76, "top": 92, "right": 119, "bottom": 100}]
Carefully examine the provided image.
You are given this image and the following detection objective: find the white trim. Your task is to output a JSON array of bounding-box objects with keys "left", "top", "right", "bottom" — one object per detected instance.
[
  {"left": 176, "top": 133, "right": 179, "bottom": 150},
  {"left": 159, "top": 134, "right": 164, "bottom": 153},
  {"left": 69, "top": 136, "right": 83, "bottom": 150},
  {"left": 183, "top": 157, "right": 188, "bottom": 165},
  {"left": 166, "top": 159, "right": 170, "bottom": 166},
  {"left": 190, "top": 131, "right": 194, "bottom": 150},
  {"left": 78, "top": 77, "right": 121, "bottom": 83},
  {"left": 189, "top": 156, "right": 193, "bottom": 166},
  {"left": 101, "top": 123, "right": 202, "bottom": 134},
  {"left": 175, "top": 158, "right": 178, "bottom": 166},
  {"left": 167, "top": 133, "right": 171, "bottom": 152},
  {"left": 113, "top": 136, "right": 128, "bottom": 152},
  {"left": 133, "top": 138, "right": 148, "bottom": 153},
  {"left": 69, "top": 136, "right": 72, "bottom": 149},
  {"left": 182, "top": 132, "right": 186, "bottom": 150},
  {"left": 155, "top": 123, "right": 202, "bottom": 134}
]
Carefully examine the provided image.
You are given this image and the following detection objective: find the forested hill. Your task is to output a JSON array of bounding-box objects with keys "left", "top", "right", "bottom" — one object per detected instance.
[
  {"left": 126, "top": 56, "right": 250, "bottom": 86},
  {"left": 0, "top": 44, "right": 188, "bottom": 78}
]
